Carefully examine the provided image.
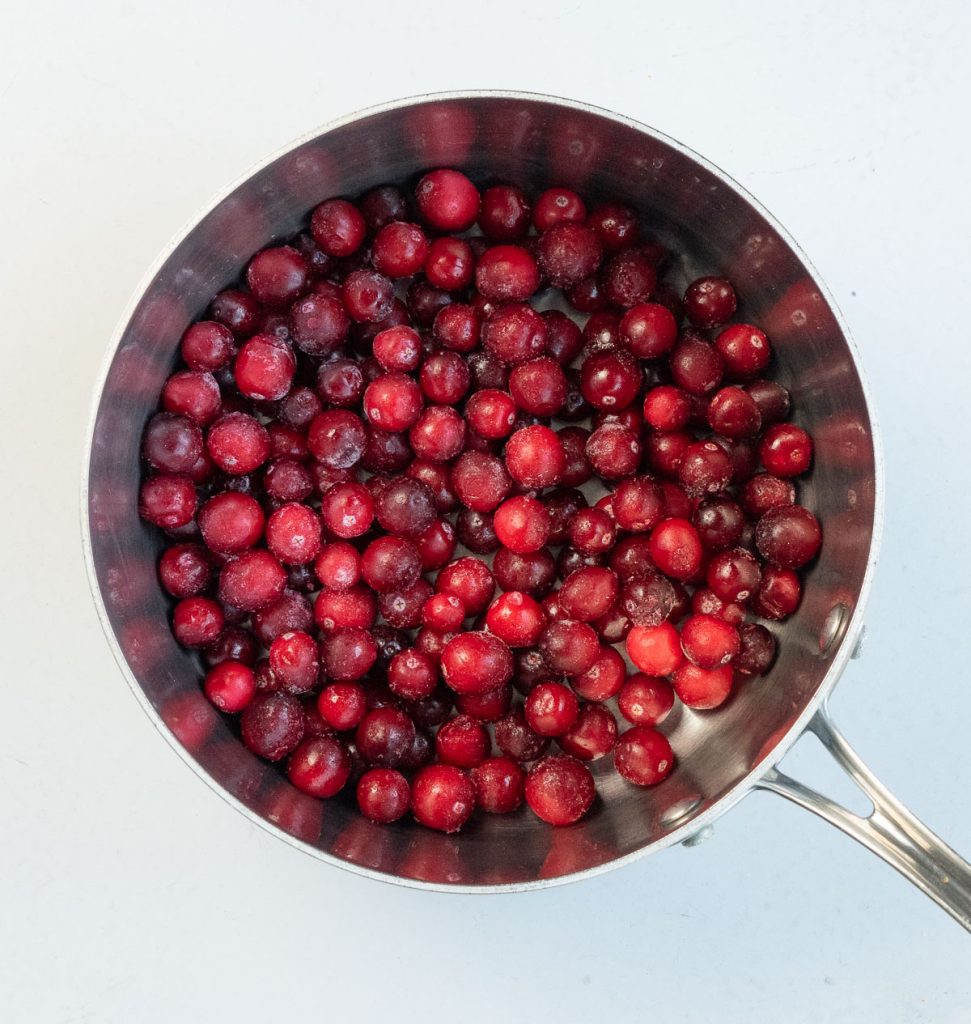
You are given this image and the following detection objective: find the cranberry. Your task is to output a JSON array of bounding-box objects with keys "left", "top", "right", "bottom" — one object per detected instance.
[
  {"left": 753, "top": 565, "right": 802, "bottom": 619},
  {"left": 415, "top": 518, "right": 458, "bottom": 571},
  {"left": 204, "top": 660, "right": 256, "bottom": 713},
  {"left": 478, "top": 184, "right": 531, "bottom": 240},
  {"left": 218, "top": 550, "right": 286, "bottom": 611},
  {"left": 679, "top": 613, "right": 740, "bottom": 670},
  {"left": 423, "top": 236, "right": 474, "bottom": 291},
  {"left": 454, "top": 508, "right": 497, "bottom": 553},
  {"left": 706, "top": 386, "right": 761, "bottom": 439},
  {"left": 455, "top": 684, "right": 512, "bottom": 722},
  {"left": 355, "top": 706, "right": 415, "bottom": 767},
  {"left": 539, "top": 619, "right": 599, "bottom": 677},
  {"left": 371, "top": 221, "right": 429, "bottom": 277},
  {"left": 433, "top": 303, "right": 481, "bottom": 352},
  {"left": 592, "top": 603, "right": 633, "bottom": 645},
  {"left": 317, "top": 483, "right": 372, "bottom": 540},
  {"left": 678, "top": 440, "right": 734, "bottom": 497},
  {"left": 422, "top": 593, "right": 465, "bottom": 633},
  {"left": 741, "top": 474, "right": 795, "bottom": 519},
  {"left": 251, "top": 590, "right": 313, "bottom": 644},
  {"left": 310, "top": 198, "right": 366, "bottom": 257},
  {"left": 495, "top": 707, "right": 551, "bottom": 763},
  {"left": 434, "top": 714, "right": 490, "bottom": 768},
  {"left": 587, "top": 203, "right": 638, "bottom": 249},
  {"left": 441, "top": 631, "right": 513, "bottom": 695},
  {"left": 612, "top": 477, "right": 664, "bottom": 533},
  {"left": 760, "top": 423, "right": 814, "bottom": 477},
  {"left": 707, "top": 547, "right": 761, "bottom": 603},
  {"left": 536, "top": 222, "right": 603, "bottom": 288},
  {"left": 181, "top": 320, "right": 235, "bottom": 370},
  {"left": 378, "top": 578, "right": 432, "bottom": 629},
  {"left": 362, "top": 372, "right": 423, "bottom": 432},
  {"left": 627, "top": 622, "right": 684, "bottom": 676},
  {"left": 142, "top": 413, "right": 202, "bottom": 475},
  {"left": 745, "top": 379, "right": 791, "bottom": 424},
  {"left": 406, "top": 278, "right": 452, "bottom": 327},
  {"left": 507, "top": 357, "right": 567, "bottom": 417},
  {"left": 586, "top": 423, "right": 641, "bottom": 480},
  {"left": 357, "top": 768, "right": 411, "bottom": 823},
  {"left": 418, "top": 350, "right": 471, "bottom": 405},
  {"left": 618, "top": 674, "right": 674, "bottom": 726},
  {"left": 362, "top": 426, "right": 412, "bottom": 473},
  {"left": 755, "top": 505, "right": 821, "bottom": 568},
  {"left": 525, "top": 755, "right": 595, "bottom": 825},
  {"left": 482, "top": 303, "right": 546, "bottom": 364},
  {"left": 538, "top": 313, "right": 580, "bottom": 369},
  {"left": 341, "top": 270, "right": 394, "bottom": 324},
  {"left": 264, "top": 629, "right": 318, "bottom": 693},
  {"left": 492, "top": 546, "right": 557, "bottom": 598},
  {"left": 318, "top": 682, "right": 367, "bottom": 731},
  {"left": 672, "top": 662, "right": 733, "bottom": 710},
  {"left": 715, "top": 323, "right": 771, "bottom": 379},
  {"left": 621, "top": 573, "right": 676, "bottom": 627},
  {"left": 643, "top": 385, "right": 692, "bottom": 431},
  {"left": 693, "top": 495, "right": 745, "bottom": 550},
  {"left": 359, "top": 535, "right": 421, "bottom": 594},
  {"left": 264, "top": 503, "right": 321, "bottom": 565},
  {"left": 523, "top": 682, "right": 578, "bottom": 738},
  {"left": 533, "top": 187, "right": 586, "bottom": 230},
  {"left": 241, "top": 692, "right": 305, "bottom": 761},
  {"left": 358, "top": 184, "right": 409, "bottom": 233},
  {"left": 371, "top": 325, "right": 421, "bottom": 374},
  {"left": 411, "top": 764, "right": 476, "bottom": 833},
  {"left": 415, "top": 169, "right": 480, "bottom": 231},
  {"left": 435, "top": 556, "right": 495, "bottom": 614},
  {"left": 246, "top": 246, "right": 308, "bottom": 307},
  {"left": 159, "top": 543, "right": 212, "bottom": 598},
  {"left": 466, "top": 348, "right": 510, "bottom": 390},
  {"left": 684, "top": 276, "right": 737, "bottom": 328},
  {"left": 503, "top": 425, "right": 564, "bottom": 488},
  {"left": 172, "top": 596, "right": 223, "bottom": 648},
  {"left": 162, "top": 371, "right": 221, "bottom": 426},
  {"left": 370, "top": 477, "right": 434, "bottom": 539},
  {"left": 315, "top": 357, "right": 364, "bottom": 407},
  {"left": 669, "top": 334, "right": 724, "bottom": 397},
  {"left": 233, "top": 334, "right": 295, "bottom": 402},
  {"left": 471, "top": 756, "right": 525, "bottom": 813},
  {"left": 195, "top": 492, "right": 261, "bottom": 555},
  {"left": 580, "top": 349, "right": 642, "bottom": 410},
  {"left": 452, "top": 451, "right": 513, "bottom": 512},
  {"left": 620, "top": 303, "right": 678, "bottom": 359},
  {"left": 649, "top": 518, "right": 703, "bottom": 580},
  {"left": 485, "top": 591, "right": 547, "bottom": 648},
  {"left": 287, "top": 736, "right": 351, "bottom": 797},
  {"left": 558, "top": 567, "right": 618, "bottom": 623},
  {"left": 491, "top": 495, "right": 549, "bottom": 554},
  {"left": 387, "top": 648, "right": 438, "bottom": 702},
  {"left": 464, "top": 389, "right": 516, "bottom": 440},
  {"left": 735, "top": 623, "right": 776, "bottom": 675},
  {"left": 614, "top": 726, "right": 674, "bottom": 786},
  {"left": 602, "top": 249, "right": 657, "bottom": 307}
]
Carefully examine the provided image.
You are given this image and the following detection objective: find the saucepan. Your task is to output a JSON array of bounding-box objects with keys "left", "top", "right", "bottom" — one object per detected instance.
[{"left": 81, "top": 91, "right": 971, "bottom": 928}]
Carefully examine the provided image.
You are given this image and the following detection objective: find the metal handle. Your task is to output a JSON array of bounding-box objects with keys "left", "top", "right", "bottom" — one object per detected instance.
[{"left": 756, "top": 700, "right": 971, "bottom": 932}]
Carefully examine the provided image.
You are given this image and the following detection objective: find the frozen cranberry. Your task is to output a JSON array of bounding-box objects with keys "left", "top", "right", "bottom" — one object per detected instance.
[
  {"left": 580, "top": 349, "right": 642, "bottom": 411},
  {"left": 266, "top": 630, "right": 318, "bottom": 694},
  {"left": 218, "top": 550, "right": 286, "bottom": 611},
  {"left": 317, "top": 483, "right": 372, "bottom": 540},
  {"left": 491, "top": 495, "right": 549, "bottom": 554},
  {"left": 251, "top": 589, "right": 313, "bottom": 644},
  {"left": 275, "top": 389, "right": 320, "bottom": 433},
  {"left": 455, "top": 507, "right": 498, "bottom": 553},
  {"left": 171, "top": 595, "right": 223, "bottom": 648},
  {"left": 159, "top": 543, "right": 211, "bottom": 598},
  {"left": 466, "top": 348, "right": 510, "bottom": 390},
  {"left": 355, "top": 706, "right": 415, "bottom": 767},
  {"left": 422, "top": 593, "right": 465, "bottom": 633},
  {"left": 649, "top": 518, "right": 703, "bottom": 581},
  {"left": 745, "top": 379, "right": 791, "bottom": 425},
  {"left": 534, "top": 315, "right": 578, "bottom": 371},
  {"left": 411, "top": 763, "right": 475, "bottom": 833},
  {"left": 617, "top": 674, "right": 674, "bottom": 726},
  {"left": 602, "top": 249, "right": 657, "bottom": 307},
  {"left": 195, "top": 492, "right": 261, "bottom": 555},
  {"left": 493, "top": 707, "right": 548, "bottom": 763},
  {"left": 539, "top": 619, "right": 599, "bottom": 677},
  {"left": 371, "top": 325, "right": 421, "bottom": 373},
  {"left": 378, "top": 578, "right": 432, "bottom": 629},
  {"left": 627, "top": 622, "right": 684, "bottom": 676},
  {"left": 672, "top": 662, "right": 733, "bottom": 710},
  {"left": 533, "top": 187, "right": 586, "bottom": 230},
  {"left": 302, "top": 412, "right": 363, "bottom": 472},
  {"left": 361, "top": 535, "right": 421, "bottom": 593},
  {"left": 617, "top": 303, "right": 676, "bottom": 360},
  {"left": 422, "top": 236, "right": 473, "bottom": 291},
  {"left": 477, "top": 184, "right": 531, "bottom": 240},
  {"left": 736, "top": 623, "right": 777, "bottom": 676},
  {"left": 246, "top": 246, "right": 308, "bottom": 308},
  {"left": 507, "top": 357, "right": 567, "bottom": 417},
  {"left": 181, "top": 320, "right": 235, "bottom": 370},
  {"left": 541, "top": 488, "right": 585, "bottom": 547},
  {"left": 434, "top": 714, "right": 489, "bottom": 768},
  {"left": 406, "top": 278, "right": 452, "bottom": 327},
  {"left": 685, "top": 276, "right": 736, "bottom": 328},
  {"left": 470, "top": 756, "right": 524, "bottom": 813},
  {"left": 318, "top": 682, "right": 367, "bottom": 731},
  {"left": 320, "top": 627, "right": 376, "bottom": 681},
  {"left": 371, "top": 221, "right": 429, "bottom": 277},
  {"left": 162, "top": 371, "right": 221, "bottom": 426},
  {"left": 208, "top": 290, "right": 260, "bottom": 340},
  {"left": 310, "top": 198, "right": 366, "bottom": 257},
  {"left": 678, "top": 440, "right": 734, "bottom": 498},
  {"left": 315, "top": 358, "right": 364, "bottom": 408},
  {"left": 462, "top": 389, "right": 514, "bottom": 440},
  {"left": 441, "top": 631, "right": 513, "bottom": 695},
  {"left": 692, "top": 587, "right": 745, "bottom": 626},
  {"left": 536, "top": 222, "right": 602, "bottom": 288},
  {"left": 287, "top": 735, "right": 351, "bottom": 797},
  {"left": 611, "top": 477, "right": 663, "bottom": 533},
  {"left": 561, "top": 509, "right": 610, "bottom": 558},
  {"left": 760, "top": 423, "right": 814, "bottom": 477},
  {"left": 415, "top": 169, "right": 479, "bottom": 231},
  {"left": 142, "top": 413, "right": 202, "bottom": 475},
  {"left": 586, "top": 423, "right": 641, "bottom": 480},
  {"left": 614, "top": 726, "right": 674, "bottom": 786},
  {"left": 605, "top": 535, "right": 651, "bottom": 582},
  {"left": 582, "top": 201, "right": 635, "bottom": 248},
  {"left": 383, "top": 648, "right": 436, "bottom": 702},
  {"left": 455, "top": 683, "right": 512, "bottom": 722},
  {"left": 706, "top": 386, "right": 761, "bottom": 439},
  {"left": 559, "top": 567, "right": 618, "bottom": 623},
  {"left": 433, "top": 303, "right": 480, "bottom": 352},
  {"left": 715, "top": 323, "right": 771, "bottom": 379},
  {"left": 621, "top": 573, "right": 676, "bottom": 627},
  {"left": 233, "top": 334, "right": 295, "bottom": 402},
  {"left": 357, "top": 768, "right": 411, "bottom": 823},
  {"left": 559, "top": 704, "right": 617, "bottom": 761},
  {"left": 503, "top": 425, "right": 564, "bottom": 488},
  {"left": 241, "top": 693, "right": 305, "bottom": 761},
  {"left": 204, "top": 660, "right": 256, "bottom": 713},
  {"left": 525, "top": 755, "right": 594, "bottom": 825},
  {"left": 358, "top": 184, "right": 408, "bottom": 233},
  {"left": 341, "top": 270, "right": 394, "bottom": 324},
  {"left": 363, "top": 373, "right": 423, "bottom": 432},
  {"left": 740, "top": 474, "right": 795, "bottom": 519},
  {"left": 756, "top": 505, "right": 821, "bottom": 568},
  {"left": 263, "top": 503, "right": 320, "bottom": 566},
  {"left": 492, "top": 546, "right": 557, "bottom": 598},
  {"left": 433, "top": 557, "right": 492, "bottom": 615},
  {"left": 482, "top": 303, "right": 546, "bottom": 364},
  {"left": 362, "top": 426, "right": 412, "bottom": 473},
  {"left": 485, "top": 590, "right": 547, "bottom": 648},
  {"left": 452, "top": 451, "right": 512, "bottom": 512},
  {"left": 669, "top": 334, "right": 724, "bottom": 397},
  {"left": 753, "top": 566, "right": 802, "bottom": 619},
  {"left": 707, "top": 548, "right": 761, "bottom": 604},
  {"left": 415, "top": 517, "right": 458, "bottom": 572},
  {"left": 643, "top": 385, "right": 691, "bottom": 432},
  {"left": 643, "top": 430, "right": 690, "bottom": 479},
  {"left": 371, "top": 477, "right": 434, "bottom": 539},
  {"left": 416, "top": 352, "right": 469, "bottom": 406},
  {"left": 690, "top": 495, "right": 743, "bottom": 550},
  {"left": 406, "top": 408, "right": 465, "bottom": 464},
  {"left": 680, "top": 614, "right": 740, "bottom": 670}
]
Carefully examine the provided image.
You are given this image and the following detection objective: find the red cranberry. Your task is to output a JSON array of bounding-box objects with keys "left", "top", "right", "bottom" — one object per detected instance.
[
  {"left": 467, "top": 348, "right": 510, "bottom": 390},
  {"left": 692, "top": 587, "right": 745, "bottom": 626},
  {"left": 672, "top": 662, "right": 733, "bottom": 710},
  {"left": 755, "top": 505, "right": 821, "bottom": 568},
  {"left": 264, "top": 503, "right": 321, "bottom": 565},
  {"left": 692, "top": 495, "right": 745, "bottom": 550},
  {"left": 495, "top": 707, "right": 551, "bottom": 763},
  {"left": 465, "top": 389, "right": 517, "bottom": 439},
  {"left": 266, "top": 630, "right": 318, "bottom": 694},
  {"left": 455, "top": 507, "right": 498, "bottom": 553},
  {"left": 678, "top": 440, "right": 734, "bottom": 497},
  {"left": 485, "top": 591, "right": 547, "bottom": 647},
  {"left": 246, "top": 246, "right": 308, "bottom": 308},
  {"left": 745, "top": 379, "right": 791, "bottom": 424},
  {"left": 287, "top": 736, "right": 351, "bottom": 797},
  {"left": 361, "top": 535, "right": 421, "bottom": 593},
  {"left": 715, "top": 323, "right": 771, "bottom": 379},
  {"left": 313, "top": 584, "right": 377, "bottom": 631},
  {"left": 319, "top": 482, "right": 374, "bottom": 539},
  {"left": 341, "top": 270, "right": 394, "bottom": 323},
  {"left": 618, "top": 674, "right": 674, "bottom": 726},
  {"left": 415, "top": 169, "right": 480, "bottom": 231},
  {"left": 592, "top": 602, "right": 633, "bottom": 644},
  {"left": 359, "top": 184, "right": 409, "bottom": 233},
  {"left": 209, "top": 289, "right": 262, "bottom": 339},
  {"left": 359, "top": 372, "right": 422, "bottom": 432},
  {"left": 533, "top": 187, "right": 586, "bottom": 230},
  {"left": 411, "top": 764, "right": 476, "bottom": 833},
  {"left": 643, "top": 385, "right": 691, "bottom": 432},
  {"left": 357, "top": 768, "right": 410, "bottom": 823},
  {"left": 355, "top": 706, "right": 415, "bottom": 767},
  {"left": 181, "top": 320, "right": 235, "bottom": 370},
  {"left": 760, "top": 423, "right": 814, "bottom": 477},
  {"left": 415, "top": 517, "right": 458, "bottom": 571},
  {"left": 602, "top": 249, "right": 657, "bottom": 307},
  {"left": 162, "top": 371, "right": 221, "bottom": 426},
  {"left": 372, "top": 477, "right": 435, "bottom": 539},
  {"left": 241, "top": 693, "right": 305, "bottom": 761},
  {"left": 741, "top": 474, "right": 795, "bottom": 519},
  {"left": 218, "top": 550, "right": 286, "bottom": 611},
  {"left": 471, "top": 756, "right": 524, "bottom": 813},
  {"left": 142, "top": 413, "right": 203, "bottom": 475},
  {"left": 387, "top": 648, "right": 438, "bottom": 702},
  {"left": 539, "top": 619, "right": 599, "bottom": 677},
  {"left": 587, "top": 203, "right": 638, "bottom": 249},
  {"left": 507, "top": 357, "right": 567, "bottom": 417},
  {"left": 310, "top": 198, "right": 366, "bottom": 257},
  {"left": 371, "top": 221, "right": 430, "bottom": 278},
  {"left": 627, "top": 622, "right": 684, "bottom": 676},
  {"left": 680, "top": 614, "right": 740, "bottom": 670},
  {"left": 277, "top": 388, "right": 321, "bottom": 432},
  {"left": 251, "top": 589, "right": 313, "bottom": 644},
  {"left": 455, "top": 684, "right": 512, "bottom": 722},
  {"left": 558, "top": 567, "right": 618, "bottom": 622},
  {"left": 753, "top": 566, "right": 802, "bottom": 619},
  {"left": 433, "top": 303, "right": 480, "bottom": 352},
  {"left": 172, "top": 596, "right": 223, "bottom": 648},
  {"left": 478, "top": 184, "right": 531, "bottom": 240},
  {"left": 435, "top": 714, "right": 490, "bottom": 768},
  {"left": 159, "top": 543, "right": 212, "bottom": 598},
  {"left": 378, "top": 578, "right": 432, "bottom": 629},
  {"left": 320, "top": 627, "right": 376, "bottom": 681},
  {"left": 706, "top": 386, "right": 761, "bottom": 439},
  {"left": 614, "top": 726, "right": 674, "bottom": 786},
  {"left": 424, "top": 236, "right": 475, "bottom": 291},
  {"left": 196, "top": 492, "right": 262, "bottom": 555},
  {"left": 492, "top": 546, "right": 557, "bottom": 598},
  {"left": 562, "top": 509, "right": 611, "bottom": 557},
  {"left": 649, "top": 518, "right": 703, "bottom": 580},
  {"left": 619, "top": 302, "right": 678, "bottom": 359},
  {"left": 504, "top": 425, "right": 565, "bottom": 488},
  {"left": 523, "top": 681, "right": 578, "bottom": 738},
  {"left": 362, "top": 426, "right": 412, "bottom": 473},
  {"left": 669, "top": 335, "right": 723, "bottom": 397},
  {"left": 422, "top": 593, "right": 465, "bottom": 633},
  {"left": 525, "top": 755, "right": 594, "bottom": 825},
  {"left": 586, "top": 423, "right": 641, "bottom": 480},
  {"left": 436, "top": 556, "right": 495, "bottom": 614},
  {"left": 482, "top": 303, "right": 547, "bottom": 364},
  {"left": 304, "top": 411, "right": 364, "bottom": 471},
  {"left": 233, "top": 334, "right": 295, "bottom": 401},
  {"left": 315, "top": 357, "right": 364, "bottom": 408},
  {"left": 371, "top": 324, "right": 421, "bottom": 373},
  {"left": 559, "top": 704, "right": 617, "bottom": 761},
  {"left": 537, "top": 222, "right": 602, "bottom": 288},
  {"left": 580, "top": 349, "right": 642, "bottom": 410},
  {"left": 417, "top": 350, "right": 470, "bottom": 405},
  {"left": 452, "top": 451, "right": 513, "bottom": 512},
  {"left": 441, "top": 631, "right": 513, "bottom": 695},
  {"left": 318, "top": 682, "right": 367, "bottom": 731},
  {"left": 736, "top": 623, "right": 777, "bottom": 675},
  {"left": 684, "top": 276, "right": 736, "bottom": 328},
  {"left": 538, "top": 313, "right": 580, "bottom": 369},
  {"left": 621, "top": 573, "right": 676, "bottom": 627},
  {"left": 493, "top": 495, "right": 550, "bottom": 554},
  {"left": 707, "top": 547, "right": 761, "bottom": 603},
  {"left": 204, "top": 660, "right": 256, "bottom": 713},
  {"left": 612, "top": 477, "right": 664, "bottom": 533}
]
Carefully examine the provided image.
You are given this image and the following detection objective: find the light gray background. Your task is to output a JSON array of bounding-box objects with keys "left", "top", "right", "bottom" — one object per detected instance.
[{"left": 2, "top": 2, "right": 969, "bottom": 1021}]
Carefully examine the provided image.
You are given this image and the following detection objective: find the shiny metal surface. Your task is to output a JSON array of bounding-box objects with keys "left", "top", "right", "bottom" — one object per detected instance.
[{"left": 82, "top": 91, "right": 955, "bottom": 908}]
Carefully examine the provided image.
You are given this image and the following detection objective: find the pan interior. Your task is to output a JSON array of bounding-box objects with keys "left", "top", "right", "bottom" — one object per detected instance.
[{"left": 86, "top": 95, "right": 878, "bottom": 888}]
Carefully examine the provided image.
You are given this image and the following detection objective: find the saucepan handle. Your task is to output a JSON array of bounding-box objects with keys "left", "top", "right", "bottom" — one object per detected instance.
[{"left": 755, "top": 700, "right": 971, "bottom": 932}]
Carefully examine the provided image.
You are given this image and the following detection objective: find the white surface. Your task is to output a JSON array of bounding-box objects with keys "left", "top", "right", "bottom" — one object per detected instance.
[{"left": 2, "top": 2, "right": 970, "bottom": 1021}]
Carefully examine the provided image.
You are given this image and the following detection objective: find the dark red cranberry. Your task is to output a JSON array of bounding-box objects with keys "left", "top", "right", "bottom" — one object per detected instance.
[
  {"left": 466, "top": 348, "right": 510, "bottom": 391},
  {"left": 435, "top": 714, "right": 490, "bottom": 768},
  {"left": 182, "top": 320, "right": 235, "bottom": 369},
  {"left": 542, "top": 487, "right": 586, "bottom": 546},
  {"left": 693, "top": 495, "right": 745, "bottom": 550},
  {"left": 251, "top": 589, "right": 313, "bottom": 644},
  {"left": 562, "top": 508, "right": 612, "bottom": 556},
  {"left": 587, "top": 203, "right": 638, "bottom": 249},
  {"left": 745, "top": 379, "right": 791, "bottom": 424},
  {"left": 614, "top": 726, "right": 674, "bottom": 785},
  {"left": 378, "top": 578, "right": 432, "bottom": 629},
  {"left": 455, "top": 508, "right": 498, "bottom": 553},
  {"left": 424, "top": 236, "right": 474, "bottom": 291},
  {"left": 159, "top": 543, "right": 212, "bottom": 597},
  {"left": 320, "top": 627, "right": 376, "bottom": 681},
  {"left": 406, "top": 277, "right": 453, "bottom": 327},
  {"left": 142, "top": 413, "right": 203, "bottom": 474},
  {"left": 649, "top": 518, "right": 703, "bottom": 581},
  {"left": 643, "top": 385, "right": 691, "bottom": 431},
  {"left": 372, "top": 324, "right": 422, "bottom": 373},
  {"left": 246, "top": 246, "right": 309, "bottom": 307},
  {"left": 753, "top": 566, "right": 802, "bottom": 619},
  {"left": 310, "top": 198, "right": 366, "bottom": 257},
  {"left": 580, "top": 349, "right": 642, "bottom": 411},
  {"left": 411, "top": 764, "right": 476, "bottom": 833},
  {"left": 428, "top": 306, "right": 476, "bottom": 356},
  {"left": 471, "top": 756, "right": 524, "bottom": 813},
  {"left": 741, "top": 474, "right": 795, "bottom": 519},
  {"left": 715, "top": 323, "right": 771, "bottom": 379},
  {"left": 536, "top": 223, "right": 602, "bottom": 288},
  {"left": 707, "top": 548, "right": 761, "bottom": 604},
  {"left": 287, "top": 293, "right": 348, "bottom": 357},
  {"left": 478, "top": 184, "right": 531, "bottom": 240},
  {"left": 672, "top": 662, "right": 733, "bottom": 709},
  {"left": 585, "top": 423, "right": 641, "bottom": 480},
  {"left": 371, "top": 221, "right": 429, "bottom": 278},
  {"left": 678, "top": 440, "right": 734, "bottom": 497},
  {"left": 415, "top": 518, "right": 458, "bottom": 571},
  {"left": 241, "top": 692, "right": 305, "bottom": 761},
  {"left": 760, "top": 423, "right": 814, "bottom": 477},
  {"left": 539, "top": 619, "right": 599, "bottom": 677},
  {"left": 619, "top": 302, "right": 678, "bottom": 360},
  {"left": 373, "top": 477, "right": 436, "bottom": 539},
  {"left": 618, "top": 674, "right": 675, "bottom": 726},
  {"left": 707, "top": 386, "right": 762, "bottom": 439},
  {"left": 357, "top": 768, "right": 410, "bottom": 822},
  {"left": 495, "top": 707, "right": 551, "bottom": 763},
  {"left": 507, "top": 357, "right": 567, "bottom": 417},
  {"left": 358, "top": 184, "right": 409, "bottom": 233},
  {"left": 492, "top": 546, "right": 557, "bottom": 598},
  {"left": 315, "top": 357, "right": 364, "bottom": 407},
  {"left": 218, "top": 550, "right": 286, "bottom": 611},
  {"left": 319, "top": 482, "right": 374, "bottom": 539},
  {"left": 341, "top": 270, "right": 394, "bottom": 323},
  {"left": 452, "top": 451, "right": 512, "bottom": 512},
  {"left": 533, "top": 187, "right": 586, "bottom": 230},
  {"left": 204, "top": 660, "right": 256, "bottom": 712},
  {"left": 387, "top": 648, "right": 439, "bottom": 702},
  {"left": 361, "top": 535, "right": 422, "bottom": 593},
  {"left": 559, "top": 703, "right": 618, "bottom": 761},
  {"left": 644, "top": 431, "right": 690, "bottom": 478},
  {"left": 415, "top": 169, "right": 480, "bottom": 231},
  {"left": 558, "top": 567, "right": 618, "bottom": 622},
  {"left": 670, "top": 334, "right": 724, "bottom": 396},
  {"left": 602, "top": 249, "right": 657, "bottom": 307},
  {"left": 525, "top": 681, "right": 579, "bottom": 737},
  {"left": 525, "top": 755, "right": 594, "bottom": 825},
  {"left": 362, "top": 425, "right": 412, "bottom": 473},
  {"left": 417, "top": 351, "right": 470, "bottom": 405},
  {"left": 482, "top": 303, "right": 547, "bottom": 364},
  {"left": 684, "top": 276, "right": 737, "bottom": 328},
  {"left": 607, "top": 535, "right": 653, "bottom": 581},
  {"left": 172, "top": 596, "right": 223, "bottom": 648},
  {"left": 355, "top": 706, "right": 415, "bottom": 767},
  {"left": 591, "top": 603, "right": 633, "bottom": 645},
  {"left": 755, "top": 505, "right": 821, "bottom": 568},
  {"left": 455, "top": 684, "right": 512, "bottom": 722},
  {"left": 541, "top": 310, "right": 583, "bottom": 366},
  {"left": 621, "top": 573, "right": 676, "bottom": 627},
  {"left": 441, "top": 631, "right": 513, "bottom": 695},
  {"left": 305, "top": 410, "right": 365, "bottom": 470},
  {"left": 406, "top": 459, "right": 458, "bottom": 513},
  {"left": 612, "top": 477, "right": 663, "bottom": 533},
  {"left": 736, "top": 623, "right": 777, "bottom": 675}
]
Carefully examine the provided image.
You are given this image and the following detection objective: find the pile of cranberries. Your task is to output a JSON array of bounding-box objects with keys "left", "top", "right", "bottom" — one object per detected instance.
[{"left": 138, "top": 168, "right": 821, "bottom": 834}]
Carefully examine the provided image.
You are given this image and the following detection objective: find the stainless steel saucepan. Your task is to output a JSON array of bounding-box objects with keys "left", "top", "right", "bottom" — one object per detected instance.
[{"left": 82, "top": 91, "right": 971, "bottom": 928}]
